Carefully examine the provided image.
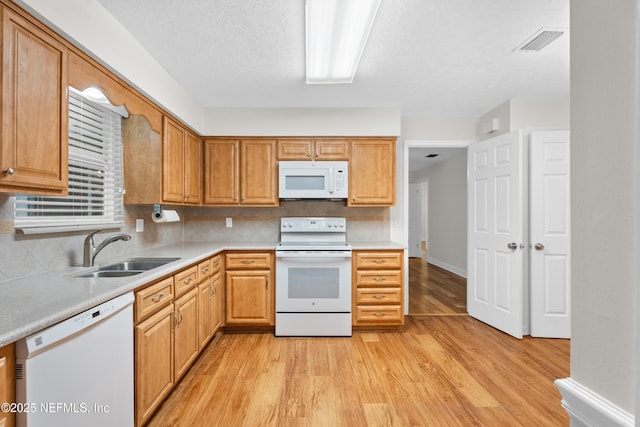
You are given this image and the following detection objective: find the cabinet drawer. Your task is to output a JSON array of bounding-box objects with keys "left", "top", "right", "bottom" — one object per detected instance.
[
  {"left": 210, "top": 254, "right": 222, "bottom": 274},
  {"left": 355, "top": 305, "right": 403, "bottom": 324},
  {"left": 355, "top": 252, "right": 402, "bottom": 269},
  {"left": 198, "top": 259, "right": 212, "bottom": 281},
  {"left": 356, "top": 287, "right": 402, "bottom": 305},
  {"left": 135, "top": 276, "right": 174, "bottom": 323},
  {"left": 175, "top": 265, "right": 198, "bottom": 296},
  {"left": 225, "top": 252, "right": 271, "bottom": 270},
  {"left": 355, "top": 270, "right": 402, "bottom": 287}
]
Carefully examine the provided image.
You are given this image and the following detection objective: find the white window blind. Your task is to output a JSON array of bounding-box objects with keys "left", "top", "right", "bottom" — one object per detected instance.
[{"left": 14, "top": 87, "right": 126, "bottom": 231}]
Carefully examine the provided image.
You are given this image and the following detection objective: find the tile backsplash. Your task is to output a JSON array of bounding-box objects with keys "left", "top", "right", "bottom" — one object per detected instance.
[{"left": 0, "top": 197, "right": 388, "bottom": 282}]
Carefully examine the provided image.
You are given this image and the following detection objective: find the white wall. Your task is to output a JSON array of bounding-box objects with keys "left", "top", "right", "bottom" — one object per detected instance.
[
  {"left": 411, "top": 151, "right": 467, "bottom": 276},
  {"left": 201, "top": 108, "right": 401, "bottom": 136},
  {"left": 14, "top": 0, "right": 206, "bottom": 132},
  {"left": 570, "top": 0, "right": 637, "bottom": 414}
]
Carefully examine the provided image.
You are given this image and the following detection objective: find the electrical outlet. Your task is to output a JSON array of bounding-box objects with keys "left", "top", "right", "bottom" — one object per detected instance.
[
  {"left": 226, "top": 218, "right": 233, "bottom": 228},
  {"left": 136, "top": 218, "right": 144, "bottom": 232}
]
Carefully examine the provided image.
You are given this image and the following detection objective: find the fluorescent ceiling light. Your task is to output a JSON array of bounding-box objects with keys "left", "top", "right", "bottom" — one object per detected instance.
[{"left": 305, "top": 0, "right": 382, "bottom": 84}]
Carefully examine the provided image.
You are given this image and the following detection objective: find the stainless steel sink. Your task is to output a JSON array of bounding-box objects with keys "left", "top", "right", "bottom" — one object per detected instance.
[
  {"left": 100, "top": 258, "right": 180, "bottom": 272},
  {"left": 77, "top": 270, "right": 145, "bottom": 278},
  {"left": 75, "top": 257, "right": 180, "bottom": 278}
]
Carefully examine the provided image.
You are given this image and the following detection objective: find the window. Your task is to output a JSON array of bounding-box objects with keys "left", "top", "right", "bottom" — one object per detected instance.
[{"left": 14, "top": 87, "right": 127, "bottom": 232}]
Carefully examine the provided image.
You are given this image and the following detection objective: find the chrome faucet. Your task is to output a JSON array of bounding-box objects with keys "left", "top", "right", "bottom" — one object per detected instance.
[{"left": 83, "top": 230, "right": 131, "bottom": 267}]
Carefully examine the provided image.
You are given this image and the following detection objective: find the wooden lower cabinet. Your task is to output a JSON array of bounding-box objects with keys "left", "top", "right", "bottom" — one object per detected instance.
[
  {"left": 134, "top": 254, "right": 225, "bottom": 426},
  {"left": 197, "top": 278, "right": 213, "bottom": 351},
  {"left": 0, "top": 343, "right": 15, "bottom": 427},
  {"left": 173, "top": 287, "right": 199, "bottom": 381},
  {"left": 135, "top": 303, "right": 174, "bottom": 427},
  {"left": 352, "top": 250, "right": 405, "bottom": 328},
  {"left": 225, "top": 252, "right": 274, "bottom": 327}
]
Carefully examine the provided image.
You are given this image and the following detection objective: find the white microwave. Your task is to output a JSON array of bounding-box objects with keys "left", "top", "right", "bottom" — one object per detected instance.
[{"left": 278, "top": 161, "right": 348, "bottom": 199}]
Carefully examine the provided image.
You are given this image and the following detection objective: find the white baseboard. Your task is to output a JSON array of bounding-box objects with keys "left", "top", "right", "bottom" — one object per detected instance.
[
  {"left": 427, "top": 257, "right": 467, "bottom": 278},
  {"left": 555, "top": 378, "right": 634, "bottom": 427}
]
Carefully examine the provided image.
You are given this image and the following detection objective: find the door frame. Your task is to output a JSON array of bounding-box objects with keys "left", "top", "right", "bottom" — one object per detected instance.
[{"left": 402, "top": 139, "right": 474, "bottom": 313}]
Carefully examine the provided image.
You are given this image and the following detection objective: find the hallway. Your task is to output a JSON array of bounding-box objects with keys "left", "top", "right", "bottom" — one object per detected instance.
[{"left": 408, "top": 257, "right": 466, "bottom": 315}]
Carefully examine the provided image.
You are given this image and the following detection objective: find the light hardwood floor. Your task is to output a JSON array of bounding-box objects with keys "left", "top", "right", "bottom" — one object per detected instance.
[
  {"left": 409, "top": 258, "right": 466, "bottom": 315},
  {"left": 147, "top": 258, "right": 569, "bottom": 426}
]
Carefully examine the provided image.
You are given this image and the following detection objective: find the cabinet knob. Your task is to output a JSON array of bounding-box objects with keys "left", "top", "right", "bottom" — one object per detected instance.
[{"left": 5, "top": 167, "right": 15, "bottom": 175}]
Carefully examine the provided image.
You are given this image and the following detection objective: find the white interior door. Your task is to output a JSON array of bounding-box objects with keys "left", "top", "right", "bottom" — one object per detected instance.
[
  {"left": 530, "top": 130, "right": 571, "bottom": 338},
  {"left": 467, "top": 130, "right": 524, "bottom": 339}
]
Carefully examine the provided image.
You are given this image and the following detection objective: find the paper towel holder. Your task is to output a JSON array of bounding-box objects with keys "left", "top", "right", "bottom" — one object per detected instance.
[{"left": 153, "top": 204, "right": 163, "bottom": 220}]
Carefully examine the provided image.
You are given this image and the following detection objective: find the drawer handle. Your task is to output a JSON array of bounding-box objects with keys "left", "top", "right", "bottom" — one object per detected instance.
[
  {"left": 241, "top": 259, "right": 255, "bottom": 264},
  {"left": 373, "top": 277, "right": 386, "bottom": 282},
  {"left": 183, "top": 277, "right": 193, "bottom": 284},
  {"left": 201, "top": 267, "right": 209, "bottom": 274},
  {"left": 373, "top": 259, "right": 386, "bottom": 264},
  {"left": 151, "top": 293, "right": 164, "bottom": 303},
  {"left": 373, "top": 295, "right": 386, "bottom": 300},
  {"left": 213, "top": 262, "right": 220, "bottom": 268},
  {"left": 374, "top": 312, "right": 386, "bottom": 317}
]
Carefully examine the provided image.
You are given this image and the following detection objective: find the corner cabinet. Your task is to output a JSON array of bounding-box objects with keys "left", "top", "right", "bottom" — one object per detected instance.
[
  {"left": 348, "top": 138, "right": 396, "bottom": 206},
  {"left": 203, "top": 138, "right": 278, "bottom": 206},
  {"left": 123, "top": 115, "right": 200, "bottom": 205},
  {"left": 0, "top": 6, "right": 68, "bottom": 195}
]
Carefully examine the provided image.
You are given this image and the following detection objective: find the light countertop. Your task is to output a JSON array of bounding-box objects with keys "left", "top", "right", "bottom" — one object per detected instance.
[{"left": 0, "top": 240, "right": 405, "bottom": 347}]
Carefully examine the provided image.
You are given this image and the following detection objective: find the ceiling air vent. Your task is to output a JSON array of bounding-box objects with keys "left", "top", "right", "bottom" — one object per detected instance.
[{"left": 514, "top": 27, "right": 566, "bottom": 52}]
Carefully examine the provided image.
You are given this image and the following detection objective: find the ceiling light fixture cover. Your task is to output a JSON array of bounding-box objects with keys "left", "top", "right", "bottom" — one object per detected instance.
[{"left": 305, "top": 0, "right": 382, "bottom": 84}]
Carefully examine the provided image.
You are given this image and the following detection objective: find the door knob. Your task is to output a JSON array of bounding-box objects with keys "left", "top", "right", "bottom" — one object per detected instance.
[
  {"left": 534, "top": 243, "right": 545, "bottom": 251},
  {"left": 507, "top": 242, "right": 518, "bottom": 251}
]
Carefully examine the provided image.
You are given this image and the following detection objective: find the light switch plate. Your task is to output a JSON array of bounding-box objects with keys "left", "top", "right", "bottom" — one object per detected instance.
[
  {"left": 226, "top": 218, "right": 233, "bottom": 228},
  {"left": 136, "top": 218, "right": 144, "bottom": 232}
]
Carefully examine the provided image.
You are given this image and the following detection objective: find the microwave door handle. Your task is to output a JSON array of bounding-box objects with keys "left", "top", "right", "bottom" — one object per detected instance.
[{"left": 328, "top": 167, "right": 334, "bottom": 194}]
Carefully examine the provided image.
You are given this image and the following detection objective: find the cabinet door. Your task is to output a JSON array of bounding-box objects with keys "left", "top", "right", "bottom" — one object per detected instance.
[
  {"left": 203, "top": 139, "right": 239, "bottom": 205},
  {"left": 277, "top": 139, "right": 313, "bottom": 160},
  {"left": 240, "top": 140, "right": 278, "bottom": 205},
  {"left": 197, "top": 278, "right": 212, "bottom": 351},
  {"left": 314, "top": 139, "right": 349, "bottom": 160},
  {"left": 135, "top": 304, "right": 174, "bottom": 427},
  {"left": 162, "top": 116, "right": 185, "bottom": 203},
  {"left": 174, "top": 287, "right": 199, "bottom": 381},
  {"left": 0, "top": 343, "right": 14, "bottom": 427},
  {"left": 184, "top": 131, "right": 201, "bottom": 204},
  {"left": 225, "top": 270, "right": 273, "bottom": 325},
  {"left": 211, "top": 272, "right": 223, "bottom": 333},
  {"left": 349, "top": 139, "right": 396, "bottom": 206},
  {"left": 1, "top": 8, "right": 68, "bottom": 194}
]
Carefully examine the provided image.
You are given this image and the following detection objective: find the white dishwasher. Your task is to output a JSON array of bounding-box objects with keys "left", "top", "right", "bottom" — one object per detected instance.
[{"left": 15, "top": 291, "right": 134, "bottom": 427}]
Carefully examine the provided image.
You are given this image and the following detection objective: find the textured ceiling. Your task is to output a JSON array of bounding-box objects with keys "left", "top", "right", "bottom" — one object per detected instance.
[{"left": 94, "top": 0, "right": 569, "bottom": 118}]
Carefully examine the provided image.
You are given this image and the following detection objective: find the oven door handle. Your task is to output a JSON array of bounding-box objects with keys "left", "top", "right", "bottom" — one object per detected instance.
[{"left": 276, "top": 252, "right": 352, "bottom": 260}]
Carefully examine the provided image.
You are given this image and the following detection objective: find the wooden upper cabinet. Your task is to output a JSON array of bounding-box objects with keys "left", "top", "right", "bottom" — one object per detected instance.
[
  {"left": 161, "top": 116, "right": 201, "bottom": 205},
  {"left": 349, "top": 138, "right": 397, "bottom": 206},
  {"left": 314, "top": 139, "right": 350, "bottom": 160},
  {"left": 277, "top": 138, "right": 349, "bottom": 161},
  {"left": 203, "top": 138, "right": 278, "bottom": 206},
  {"left": 241, "top": 139, "right": 277, "bottom": 205},
  {"left": 184, "top": 132, "right": 202, "bottom": 204},
  {"left": 203, "top": 139, "right": 239, "bottom": 204},
  {"left": 162, "top": 117, "right": 185, "bottom": 203},
  {"left": 0, "top": 6, "right": 68, "bottom": 195}
]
